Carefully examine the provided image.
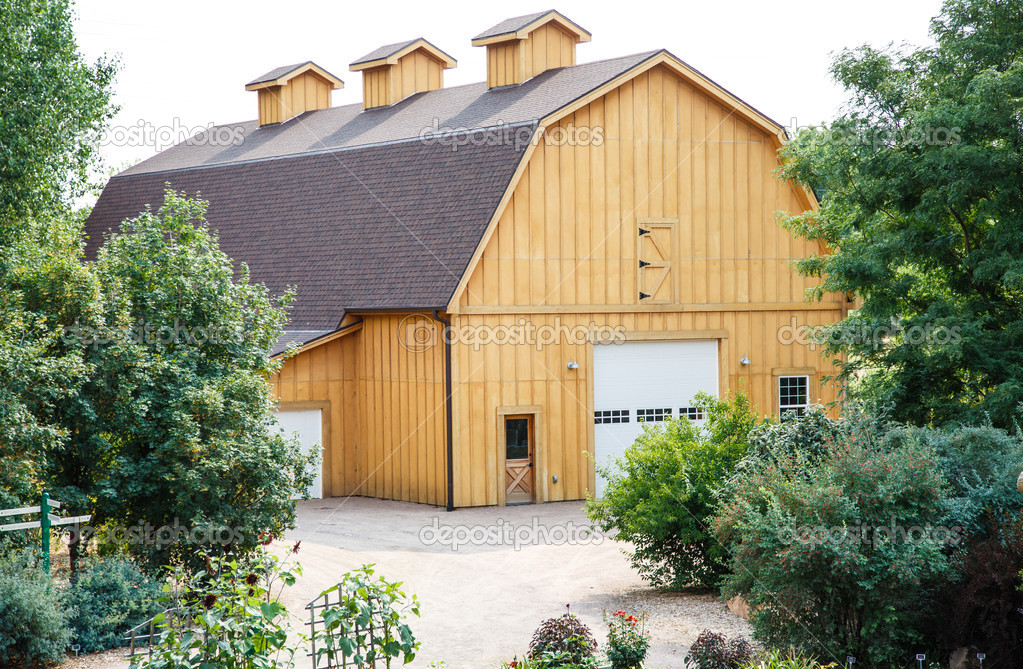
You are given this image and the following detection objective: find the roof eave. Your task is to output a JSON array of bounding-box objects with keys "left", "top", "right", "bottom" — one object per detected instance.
[{"left": 245, "top": 62, "right": 345, "bottom": 91}]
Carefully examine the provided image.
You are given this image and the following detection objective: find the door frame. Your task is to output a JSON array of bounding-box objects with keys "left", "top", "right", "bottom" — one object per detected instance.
[
  {"left": 587, "top": 332, "right": 728, "bottom": 498},
  {"left": 496, "top": 405, "right": 543, "bottom": 506}
]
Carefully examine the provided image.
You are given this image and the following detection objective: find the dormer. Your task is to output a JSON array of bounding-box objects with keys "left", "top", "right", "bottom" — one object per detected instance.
[
  {"left": 245, "top": 62, "right": 344, "bottom": 127},
  {"left": 472, "top": 10, "right": 591, "bottom": 89},
  {"left": 349, "top": 38, "right": 457, "bottom": 110}
]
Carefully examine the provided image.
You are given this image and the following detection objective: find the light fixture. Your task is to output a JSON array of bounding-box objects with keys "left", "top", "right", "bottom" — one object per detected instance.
[
  {"left": 740, "top": 354, "right": 751, "bottom": 366},
  {"left": 567, "top": 359, "right": 580, "bottom": 370}
]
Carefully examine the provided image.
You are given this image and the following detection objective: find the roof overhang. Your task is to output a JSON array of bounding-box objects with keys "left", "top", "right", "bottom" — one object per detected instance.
[
  {"left": 350, "top": 38, "right": 457, "bottom": 71},
  {"left": 245, "top": 62, "right": 345, "bottom": 91},
  {"left": 471, "top": 10, "right": 591, "bottom": 47}
]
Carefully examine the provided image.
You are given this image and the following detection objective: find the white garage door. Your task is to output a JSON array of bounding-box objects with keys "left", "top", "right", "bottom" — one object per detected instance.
[
  {"left": 275, "top": 409, "right": 323, "bottom": 499},
  {"left": 592, "top": 340, "right": 719, "bottom": 497}
]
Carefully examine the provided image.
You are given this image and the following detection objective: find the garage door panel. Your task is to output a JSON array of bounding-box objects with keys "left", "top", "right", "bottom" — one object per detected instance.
[
  {"left": 592, "top": 340, "right": 718, "bottom": 497},
  {"left": 275, "top": 409, "right": 323, "bottom": 499}
]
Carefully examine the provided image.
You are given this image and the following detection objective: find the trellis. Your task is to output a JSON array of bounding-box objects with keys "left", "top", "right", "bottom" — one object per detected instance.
[
  {"left": 123, "top": 608, "right": 190, "bottom": 659},
  {"left": 306, "top": 585, "right": 397, "bottom": 669}
]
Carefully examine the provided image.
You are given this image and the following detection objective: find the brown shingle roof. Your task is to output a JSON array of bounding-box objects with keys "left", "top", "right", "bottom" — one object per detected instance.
[
  {"left": 473, "top": 10, "right": 554, "bottom": 40},
  {"left": 120, "top": 51, "right": 656, "bottom": 177},
  {"left": 247, "top": 61, "right": 311, "bottom": 87},
  {"left": 85, "top": 51, "right": 661, "bottom": 336},
  {"left": 86, "top": 133, "right": 527, "bottom": 330},
  {"left": 351, "top": 39, "right": 419, "bottom": 66}
]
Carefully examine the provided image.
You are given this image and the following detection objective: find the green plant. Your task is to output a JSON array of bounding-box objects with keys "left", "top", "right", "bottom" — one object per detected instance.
[
  {"left": 528, "top": 608, "right": 598, "bottom": 667},
  {"left": 586, "top": 392, "right": 761, "bottom": 590},
  {"left": 67, "top": 556, "right": 163, "bottom": 653},
  {"left": 683, "top": 630, "right": 754, "bottom": 669},
  {"left": 602, "top": 609, "right": 650, "bottom": 669},
  {"left": 504, "top": 652, "right": 601, "bottom": 669},
  {"left": 0, "top": 550, "right": 72, "bottom": 667},
  {"left": 313, "top": 565, "right": 420, "bottom": 667},
  {"left": 742, "top": 650, "right": 831, "bottom": 669},
  {"left": 131, "top": 547, "right": 304, "bottom": 669},
  {"left": 713, "top": 412, "right": 953, "bottom": 666},
  {"left": 134, "top": 547, "right": 419, "bottom": 669}
]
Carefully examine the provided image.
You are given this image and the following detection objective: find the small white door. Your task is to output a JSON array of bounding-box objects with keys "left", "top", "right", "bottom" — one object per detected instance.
[
  {"left": 592, "top": 340, "right": 719, "bottom": 497},
  {"left": 275, "top": 409, "right": 323, "bottom": 499}
]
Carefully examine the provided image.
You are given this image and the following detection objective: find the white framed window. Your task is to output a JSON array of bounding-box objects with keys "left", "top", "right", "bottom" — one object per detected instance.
[
  {"left": 594, "top": 409, "right": 630, "bottom": 425},
  {"left": 778, "top": 375, "right": 810, "bottom": 416},
  {"left": 637, "top": 407, "right": 672, "bottom": 422},
  {"left": 679, "top": 406, "right": 705, "bottom": 421}
]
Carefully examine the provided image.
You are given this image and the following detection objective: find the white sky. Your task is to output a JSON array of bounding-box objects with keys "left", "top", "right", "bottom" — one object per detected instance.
[{"left": 74, "top": 0, "right": 944, "bottom": 178}]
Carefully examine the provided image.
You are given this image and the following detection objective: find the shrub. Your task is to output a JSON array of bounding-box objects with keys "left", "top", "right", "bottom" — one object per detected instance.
[
  {"left": 0, "top": 550, "right": 71, "bottom": 667},
  {"left": 528, "top": 608, "right": 597, "bottom": 667},
  {"left": 713, "top": 412, "right": 953, "bottom": 666},
  {"left": 586, "top": 392, "right": 761, "bottom": 589},
  {"left": 67, "top": 556, "right": 163, "bottom": 653},
  {"left": 602, "top": 609, "right": 650, "bottom": 669},
  {"left": 683, "top": 630, "right": 754, "bottom": 669},
  {"left": 922, "top": 511, "right": 1023, "bottom": 669}
]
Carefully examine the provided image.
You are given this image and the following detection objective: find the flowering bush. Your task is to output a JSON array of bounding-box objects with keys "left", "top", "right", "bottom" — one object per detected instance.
[
  {"left": 528, "top": 607, "right": 598, "bottom": 667},
  {"left": 602, "top": 609, "right": 650, "bottom": 669}
]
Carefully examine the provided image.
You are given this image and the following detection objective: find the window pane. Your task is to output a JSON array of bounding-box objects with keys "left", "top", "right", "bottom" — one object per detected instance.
[
  {"left": 779, "top": 375, "right": 810, "bottom": 416},
  {"left": 506, "top": 418, "right": 529, "bottom": 460}
]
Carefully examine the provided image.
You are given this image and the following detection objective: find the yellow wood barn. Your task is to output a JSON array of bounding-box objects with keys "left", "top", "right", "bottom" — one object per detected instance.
[{"left": 86, "top": 10, "right": 847, "bottom": 508}]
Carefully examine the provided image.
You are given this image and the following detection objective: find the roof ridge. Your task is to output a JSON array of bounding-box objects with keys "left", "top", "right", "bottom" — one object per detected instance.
[{"left": 212, "top": 50, "right": 663, "bottom": 131}]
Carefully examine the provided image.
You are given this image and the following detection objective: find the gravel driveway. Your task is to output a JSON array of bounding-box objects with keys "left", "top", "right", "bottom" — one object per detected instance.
[{"left": 63, "top": 497, "right": 751, "bottom": 669}]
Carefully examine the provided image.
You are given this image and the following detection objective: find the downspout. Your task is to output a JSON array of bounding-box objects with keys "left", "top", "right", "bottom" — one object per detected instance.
[{"left": 432, "top": 310, "right": 455, "bottom": 512}]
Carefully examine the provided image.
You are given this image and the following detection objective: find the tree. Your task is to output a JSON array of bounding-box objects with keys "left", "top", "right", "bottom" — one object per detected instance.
[
  {"left": 0, "top": 0, "right": 116, "bottom": 235},
  {"left": 0, "top": 0, "right": 115, "bottom": 520},
  {"left": 58, "top": 189, "right": 314, "bottom": 572},
  {"left": 778, "top": 0, "right": 1023, "bottom": 428}
]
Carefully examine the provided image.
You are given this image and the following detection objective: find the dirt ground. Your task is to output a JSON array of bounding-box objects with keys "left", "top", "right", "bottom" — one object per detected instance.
[{"left": 62, "top": 497, "right": 751, "bottom": 669}]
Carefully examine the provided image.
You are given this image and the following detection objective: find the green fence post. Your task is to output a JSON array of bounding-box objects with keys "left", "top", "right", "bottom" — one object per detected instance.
[{"left": 40, "top": 491, "right": 51, "bottom": 576}]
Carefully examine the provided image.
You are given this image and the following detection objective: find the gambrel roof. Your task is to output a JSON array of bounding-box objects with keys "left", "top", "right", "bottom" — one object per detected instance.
[{"left": 85, "top": 49, "right": 794, "bottom": 350}]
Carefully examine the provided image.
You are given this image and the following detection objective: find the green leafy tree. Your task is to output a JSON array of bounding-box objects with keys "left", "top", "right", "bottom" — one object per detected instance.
[
  {"left": 0, "top": 0, "right": 116, "bottom": 233},
  {"left": 586, "top": 392, "right": 761, "bottom": 590},
  {"left": 0, "top": 0, "right": 114, "bottom": 518},
  {"left": 777, "top": 0, "right": 1023, "bottom": 427},
  {"left": 60, "top": 189, "right": 314, "bottom": 572}
]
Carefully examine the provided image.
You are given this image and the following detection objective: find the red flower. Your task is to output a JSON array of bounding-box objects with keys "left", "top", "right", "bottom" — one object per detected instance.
[
  {"left": 292, "top": 541, "right": 301, "bottom": 554},
  {"left": 202, "top": 594, "right": 217, "bottom": 609}
]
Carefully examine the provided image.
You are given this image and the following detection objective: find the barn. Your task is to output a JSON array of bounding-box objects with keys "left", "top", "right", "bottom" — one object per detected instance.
[{"left": 85, "top": 10, "right": 848, "bottom": 508}]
